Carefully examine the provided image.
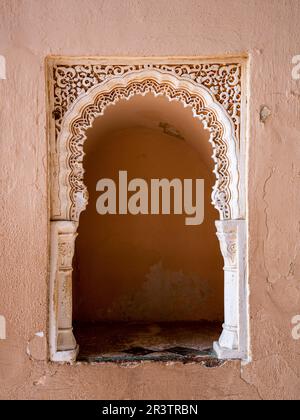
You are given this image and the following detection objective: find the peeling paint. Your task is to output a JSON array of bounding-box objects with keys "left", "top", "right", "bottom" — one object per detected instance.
[
  {"left": 0, "top": 315, "right": 6, "bottom": 340},
  {"left": 33, "top": 375, "right": 47, "bottom": 386},
  {"left": 0, "top": 55, "right": 6, "bottom": 80},
  {"left": 27, "top": 334, "right": 47, "bottom": 361},
  {"left": 260, "top": 106, "right": 272, "bottom": 123}
]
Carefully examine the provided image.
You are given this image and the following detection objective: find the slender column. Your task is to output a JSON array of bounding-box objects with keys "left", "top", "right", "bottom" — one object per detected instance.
[
  {"left": 213, "top": 219, "right": 246, "bottom": 359},
  {"left": 49, "top": 221, "right": 78, "bottom": 362}
]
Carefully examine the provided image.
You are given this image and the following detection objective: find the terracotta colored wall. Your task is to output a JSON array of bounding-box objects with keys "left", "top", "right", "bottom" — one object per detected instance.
[
  {"left": 73, "top": 94, "right": 223, "bottom": 323},
  {"left": 1, "top": 0, "right": 300, "bottom": 400}
]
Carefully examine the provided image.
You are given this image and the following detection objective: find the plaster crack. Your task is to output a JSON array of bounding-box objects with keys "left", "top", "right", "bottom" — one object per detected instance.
[
  {"left": 240, "top": 374, "right": 263, "bottom": 400},
  {"left": 262, "top": 167, "right": 275, "bottom": 284}
]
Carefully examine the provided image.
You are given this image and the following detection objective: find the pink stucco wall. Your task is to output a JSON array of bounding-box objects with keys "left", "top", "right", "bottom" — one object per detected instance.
[{"left": 0, "top": 0, "right": 300, "bottom": 400}]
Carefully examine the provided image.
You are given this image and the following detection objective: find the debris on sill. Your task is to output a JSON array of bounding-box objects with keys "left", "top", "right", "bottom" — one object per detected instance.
[
  {"left": 74, "top": 321, "right": 224, "bottom": 367},
  {"left": 77, "top": 345, "right": 224, "bottom": 367}
]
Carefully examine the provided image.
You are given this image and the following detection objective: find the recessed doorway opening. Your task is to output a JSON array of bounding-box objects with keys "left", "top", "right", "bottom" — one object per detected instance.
[{"left": 72, "top": 93, "right": 224, "bottom": 362}]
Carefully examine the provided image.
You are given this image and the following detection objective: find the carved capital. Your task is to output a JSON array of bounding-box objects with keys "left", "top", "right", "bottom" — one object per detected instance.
[
  {"left": 215, "top": 220, "right": 238, "bottom": 270},
  {"left": 58, "top": 234, "right": 77, "bottom": 270}
]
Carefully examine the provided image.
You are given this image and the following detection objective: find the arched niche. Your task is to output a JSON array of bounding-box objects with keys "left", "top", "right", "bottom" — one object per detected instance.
[
  {"left": 74, "top": 92, "right": 224, "bottom": 334},
  {"left": 47, "top": 61, "right": 248, "bottom": 362}
]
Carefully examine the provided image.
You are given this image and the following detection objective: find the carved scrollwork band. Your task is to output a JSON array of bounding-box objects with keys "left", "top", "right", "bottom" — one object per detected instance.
[
  {"left": 67, "top": 78, "right": 232, "bottom": 220},
  {"left": 53, "top": 63, "right": 241, "bottom": 142},
  {"left": 50, "top": 61, "right": 242, "bottom": 222}
]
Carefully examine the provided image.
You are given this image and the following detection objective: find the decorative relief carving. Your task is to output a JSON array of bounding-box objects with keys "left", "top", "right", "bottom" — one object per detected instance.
[
  {"left": 215, "top": 220, "right": 238, "bottom": 270},
  {"left": 49, "top": 61, "right": 242, "bottom": 221},
  {"left": 53, "top": 63, "right": 241, "bottom": 141},
  {"left": 66, "top": 78, "right": 232, "bottom": 220},
  {"left": 48, "top": 60, "right": 248, "bottom": 362},
  {"left": 58, "top": 236, "right": 76, "bottom": 270}
]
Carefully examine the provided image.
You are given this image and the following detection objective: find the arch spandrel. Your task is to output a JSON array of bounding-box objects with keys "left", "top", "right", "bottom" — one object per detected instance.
[{"left": 52, "top": 69, "right": 240, "bottom": 222}]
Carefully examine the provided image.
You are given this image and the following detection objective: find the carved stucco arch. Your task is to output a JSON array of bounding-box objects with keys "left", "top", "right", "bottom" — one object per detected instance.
[
  {"left": 56, "top": 69, "right": 240, "bottom": 222},
  {"left": 48, "top": 61, "right": 248, "bottom": 363}
]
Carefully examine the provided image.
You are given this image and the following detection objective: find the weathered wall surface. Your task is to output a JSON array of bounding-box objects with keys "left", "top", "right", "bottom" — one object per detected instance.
[{"left": 0, "top": 0, "right": 300, "bottom": 400}]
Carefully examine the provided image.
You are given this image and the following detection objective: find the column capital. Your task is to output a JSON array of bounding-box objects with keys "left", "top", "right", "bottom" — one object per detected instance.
[{"left": 215, "top": 220, "right": 243, "bottom": 271}]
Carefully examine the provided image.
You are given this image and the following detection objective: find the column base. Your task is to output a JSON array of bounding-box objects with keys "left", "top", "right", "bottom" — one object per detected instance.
[
  {"left": 213, "top": 341, "right": 241, "bottom": 359},
  {"left": 51, "top": 345, "right": 79, "bottom": 363},
  {"left": 57, "top": 328, "right": 77, "bottom": 352}
]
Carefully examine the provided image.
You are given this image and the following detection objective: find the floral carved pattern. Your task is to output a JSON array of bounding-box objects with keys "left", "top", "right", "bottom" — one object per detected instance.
[
  {"left": 51, "top": 61, "right": 242, "bottom": 221},
  {"left": 53, "top": 63, "right": 241, "bottom": 142},
  {"left": 58, "top": 239, "right": 76, "bottom": 270},
  {"left": 67, "top": 79, "right": 231, "bottom": 220},
  {"left": 215, "top": 221, "right": 238, "bottom": 269}
]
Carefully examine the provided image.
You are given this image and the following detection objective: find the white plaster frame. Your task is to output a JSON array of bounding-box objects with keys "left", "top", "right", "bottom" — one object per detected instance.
[{"left": 47, "top": 56, "right": 249, "bottom": 362}]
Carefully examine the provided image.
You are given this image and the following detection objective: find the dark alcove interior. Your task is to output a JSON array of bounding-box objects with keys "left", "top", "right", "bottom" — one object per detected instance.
[{"left": 72, "top": 94, "right": 224, "bottom": 362}]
